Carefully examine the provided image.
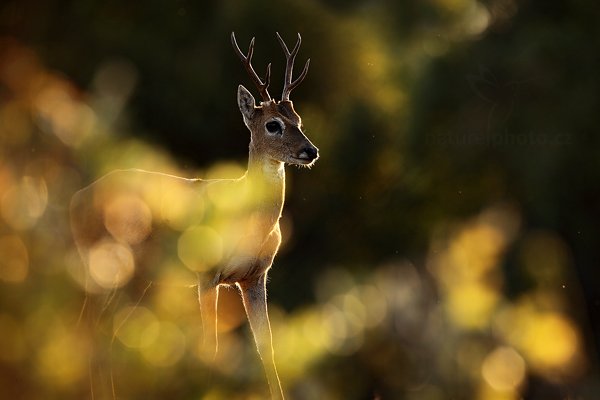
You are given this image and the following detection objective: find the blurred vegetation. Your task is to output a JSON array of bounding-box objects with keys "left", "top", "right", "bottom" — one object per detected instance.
[{"left": 1, "top": 0, "right": 599, "bottom": 399}]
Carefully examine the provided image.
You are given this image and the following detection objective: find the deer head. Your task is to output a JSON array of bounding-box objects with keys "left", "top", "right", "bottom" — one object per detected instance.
[{"left": 232, "top": 32, "right": 319, "bottom": 167}]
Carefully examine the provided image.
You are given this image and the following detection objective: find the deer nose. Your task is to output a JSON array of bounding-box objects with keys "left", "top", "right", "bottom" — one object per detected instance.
[{"left": 301, "top": 146, "right": 319, "bottom": 161}]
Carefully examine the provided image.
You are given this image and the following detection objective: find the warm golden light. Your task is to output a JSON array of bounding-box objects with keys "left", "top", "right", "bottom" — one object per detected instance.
[
  {"left": 214, "top": 287, "right": 246, "bottom": 333},
  {"left": 33, "top": 77, "right": 97, "bottom": 147},
  {"left": 448, "top": 224, "right": 506, "bottom": 279},
  {"left": 206, "top": 164, "right": 248, "bottom": 213},
  {"left": 159, "top": 180, "right": 204, "bottom": 231},
  {"left": 0, "top": 234, "right": 29, "bottom": 283},
  {"left": 465, "top": 2, "right": 491, "bottom": 36},
  {"left": 113, "top": 306, "right": 160, "bottom": 349},
  {"left": 481, "top": 346, "right": 526, "bottom": 392},
  {"left": 0, "top": 176, "right": 48, "bottom": 230},
  {"left": 432, "top": 205, "right": 518, "bottom": 330},
  {"left": 0, "top": 6, "right": 590, "bottom": 397},
  {"left": 140, "top": 321, "right": 186, "bottom": 367},
  {"left": 35, "top": 325, "right": 88, "bottom": 388},
  {"left": 104, "top": 194, "right": 153, "bottom": 244},
  {"left": 0, "top": 314, "right": 26, "bottom": 362},
  {"left": 521, "top": 313, "right": 580, "bottom": 372},
  {"left": 494, "top": 299, "right": 583, "bottom": 381},
  {"left": 0, "top": 101, "right": 32, "bottom": 146},
  {"left": 178, "top": 225, "right": 223, "bottom": 272},
  {"left": 360, "top": 284, "right": 388, "bottom": 328},
  {"left": 88, "top": 240, "right": 135, "bottom": 289},
  {"left": 446, "top": 281, "right": 500, "bottom": 329}
]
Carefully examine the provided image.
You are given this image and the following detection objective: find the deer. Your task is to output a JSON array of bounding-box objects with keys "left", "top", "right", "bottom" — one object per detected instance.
[{"left": 70, "top": 32, "right": 318, "bottom": 399}]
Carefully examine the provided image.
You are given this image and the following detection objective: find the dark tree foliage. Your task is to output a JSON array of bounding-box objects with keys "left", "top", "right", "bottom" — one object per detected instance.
[{"left": 1, "top": 0, "right": 598, "bottom": 399}]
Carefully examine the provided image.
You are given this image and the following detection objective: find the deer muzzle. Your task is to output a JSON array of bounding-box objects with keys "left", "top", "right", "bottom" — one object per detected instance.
[{"left": 295, "top": 144, "right": 319, "bottom": 164}]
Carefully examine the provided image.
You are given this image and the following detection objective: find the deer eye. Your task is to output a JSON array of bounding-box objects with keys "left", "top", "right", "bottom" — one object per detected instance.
[{"left": 265, "top": 121, "right": 282, "bottom": 134}]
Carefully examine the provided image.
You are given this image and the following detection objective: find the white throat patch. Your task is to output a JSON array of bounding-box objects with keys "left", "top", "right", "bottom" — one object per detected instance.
[{"left": 263, "top": 161, "right": 284, "bottom": 179}]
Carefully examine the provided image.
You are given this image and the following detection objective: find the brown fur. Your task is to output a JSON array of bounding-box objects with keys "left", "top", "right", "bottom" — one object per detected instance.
[{"left": 71, "top": 34, "right": 318, "bottom": 400}]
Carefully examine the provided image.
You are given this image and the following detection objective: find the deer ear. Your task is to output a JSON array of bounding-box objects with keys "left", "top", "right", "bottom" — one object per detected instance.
[{"left": 237, "top": 85, "right": 256, "bottom": 121}]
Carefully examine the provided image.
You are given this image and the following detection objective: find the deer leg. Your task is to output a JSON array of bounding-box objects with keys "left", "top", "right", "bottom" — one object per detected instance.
[
  {"left": 198, "top": 276, "right": 219, "bottom": 362},
  {"left": 238, "top": 273, "right": 285, "bottom": 400}
]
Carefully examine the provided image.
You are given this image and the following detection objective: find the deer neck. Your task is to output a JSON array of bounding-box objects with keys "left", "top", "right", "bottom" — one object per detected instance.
[{"left": 246, "top": 143, "right": 286, "bottom": 220}]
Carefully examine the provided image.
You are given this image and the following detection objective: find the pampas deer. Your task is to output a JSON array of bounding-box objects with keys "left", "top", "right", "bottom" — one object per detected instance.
[{"left": 70, "top": 32, "right": 318, "bottom": 399}]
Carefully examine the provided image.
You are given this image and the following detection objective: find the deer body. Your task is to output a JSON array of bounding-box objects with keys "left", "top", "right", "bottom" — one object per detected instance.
[
  {"left": 71, "top": 163, "right": 282, "bottom": 285},
  {"left": 71, "top": 33, "right": 317, "bottom": 400}
]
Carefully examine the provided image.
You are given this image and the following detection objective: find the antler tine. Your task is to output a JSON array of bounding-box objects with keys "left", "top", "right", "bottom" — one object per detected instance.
[
  {"left": 276, "top": 32, "right": 310, "bottom": 101},
  {"left": 231, "top": 32, "right": 272, "bottom": 102}
]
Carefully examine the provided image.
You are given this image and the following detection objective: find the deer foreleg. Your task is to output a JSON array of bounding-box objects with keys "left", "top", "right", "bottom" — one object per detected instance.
[
  {"left": 198, "top": 277, "right": 219, "bottom": 362},
  {"left": 238, "top": 274, "right": 284, "bottom": 400}
]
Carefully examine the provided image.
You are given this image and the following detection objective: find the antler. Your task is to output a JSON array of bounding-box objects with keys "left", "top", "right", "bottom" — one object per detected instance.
[
  {"left": 231, "top": 32, "right": 272, "bottom": 102},
  {"left": 276, "top": 32, "right": 310, "bottom": 102}
]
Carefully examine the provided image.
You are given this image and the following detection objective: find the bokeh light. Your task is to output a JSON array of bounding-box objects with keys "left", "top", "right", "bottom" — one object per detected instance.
[
  {"left": 0, "top": 234, "right": 29, "bottom": 283},
  {"left": 178, "top": 225, "right": 223, "bottom": 272},
  {"left": 1, "top": 175, "right": 48, "bottom": 230},
  {"left": 481, "top": 346, "right": 526, "bottom": 392},
  {"left": 0, "top": 1, "right": 597, "bottom": 398},
  {"left": 88, "top": 240, "right": 135, "bottom": 289}
]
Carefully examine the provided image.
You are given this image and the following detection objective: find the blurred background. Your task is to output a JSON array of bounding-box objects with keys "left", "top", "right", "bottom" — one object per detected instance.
[{"left": 1, "top": 0, "right": 599, "bottom": 399}]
